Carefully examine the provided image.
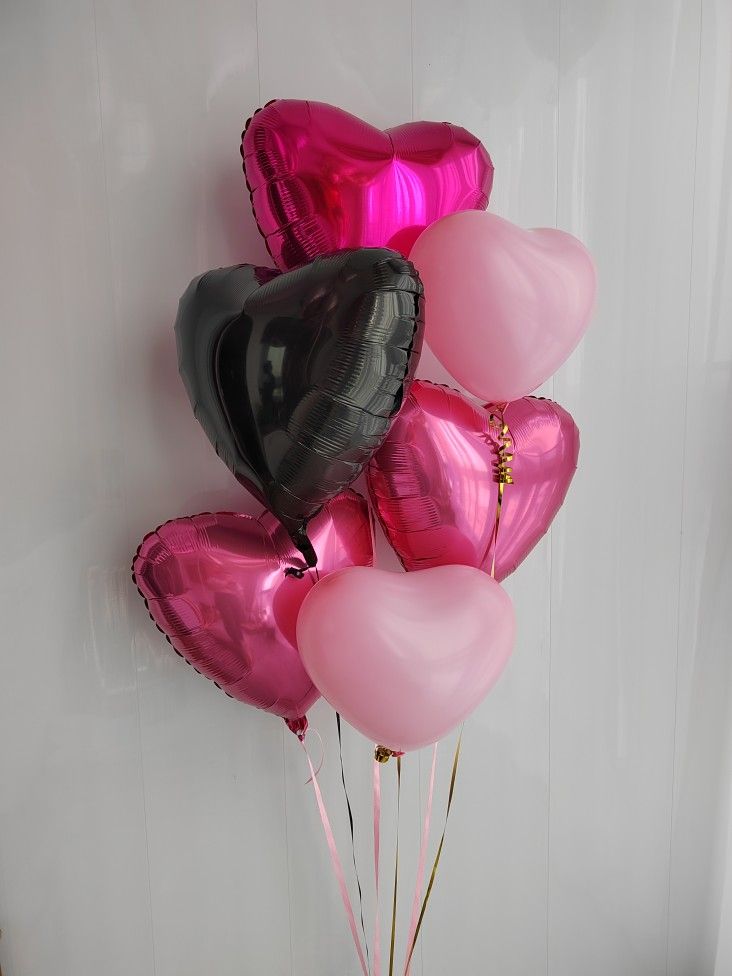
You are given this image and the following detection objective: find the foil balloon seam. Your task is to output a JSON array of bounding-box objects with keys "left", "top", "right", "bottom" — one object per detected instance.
[{"left": 240, "top": 100, "right": 286, "bottom": 268}]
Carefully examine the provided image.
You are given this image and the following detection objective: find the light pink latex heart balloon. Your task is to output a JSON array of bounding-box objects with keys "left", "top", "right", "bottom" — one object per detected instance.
[
  {"left": 242, "top": 99, "right": 494, "bottom": 270},
  {"left": 410, "top": 211, "right": 596, "bottom": 401},
  {"left": 297, "top": 565, "right": 515, "bottom": 752},
  {"left": 132, "top": 491, "right": 373, "bottom": 736},
  {"left": 367, "top": 381, "right": 579, "bottom": 582}
]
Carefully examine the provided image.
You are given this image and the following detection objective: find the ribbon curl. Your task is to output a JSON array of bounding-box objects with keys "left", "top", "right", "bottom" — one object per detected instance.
[{"left": 488, "top": 408, "right": 514, "bottom": 579}]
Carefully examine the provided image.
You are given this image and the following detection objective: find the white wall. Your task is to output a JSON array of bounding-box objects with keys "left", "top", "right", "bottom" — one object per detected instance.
[{"left": 1, "top": 1, "right": 731, "bottom": 974}]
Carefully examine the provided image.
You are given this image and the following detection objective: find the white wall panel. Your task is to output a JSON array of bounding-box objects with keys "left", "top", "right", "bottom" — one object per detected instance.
[
  {"left": 1, "top": 1, "right": 731, "bottom": 975},
  {"left": 669, "top": 1, "right": 732, "bottom": 972},
  {"left": 551, "top": 1, "right": 702, "bottom": 974},
  {"left": 0, "top": 3, "right": 154, "bottom": 974}
]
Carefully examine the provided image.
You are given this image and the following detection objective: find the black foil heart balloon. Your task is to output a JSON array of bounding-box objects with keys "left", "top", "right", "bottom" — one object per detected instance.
[{"left": 175, "top": 248, "right": 424, "bottom": 567}]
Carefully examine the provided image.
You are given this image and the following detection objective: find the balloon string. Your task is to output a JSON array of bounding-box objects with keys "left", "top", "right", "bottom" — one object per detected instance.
[
  {"left": 373, "top": 757, "right": 382, "bottom": 976},
  {"left": 336, "top": 713, "right": 370, "bottom": 972},
  {"left": 388, "top": 757, "right": 402, "bottom": 976},
  {"left": 403, "top": 732, "right": 462, "bottom": 973},
  {"left": 403, "top": 743, "right": 438, "bottom": 976},
  {"left": 303, "top": 727, "right": 324, "bottom": 785},
  {"left": 301, "top": 741, "right": 369, "bottom": 976},
  {"left": 488, "top": 408, "right": 514, "bottom": 579}
]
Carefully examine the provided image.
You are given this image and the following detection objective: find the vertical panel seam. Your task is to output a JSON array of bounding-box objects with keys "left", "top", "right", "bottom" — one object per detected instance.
[
  {"left": 282, "top": 730, "right": 296, "bottom": 975},
  {"left": 547, "top": 3, "right": 562, "bottom": 975},
  {"left": 254, "top": 0, "right": 262, "bottom": 105},
  {"left": 411, "top": 5, "right": 424, "bottom": 973},
  {"left": 410, "top": 0, "right": 415, "bottom": 124},
  {"left": 90, "top": 1, "right": 158, "bottom": 972},
  {"left": 665, "top": 2, "right": 705, "bottom": 974}
]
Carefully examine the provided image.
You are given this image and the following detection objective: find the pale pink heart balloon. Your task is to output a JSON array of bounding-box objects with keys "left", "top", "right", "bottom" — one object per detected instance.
[
  {"left": 296, "top": 565, "right": 515, "bottom": 752},
  {"left": 132, "top": 490, "right": 373, "bottom": 735},
  {"left": 367, "top": 381, "right": 579, "bottom": 582},
  {"left": 410, "top": 210, "right": 596, "bottom": 401}
]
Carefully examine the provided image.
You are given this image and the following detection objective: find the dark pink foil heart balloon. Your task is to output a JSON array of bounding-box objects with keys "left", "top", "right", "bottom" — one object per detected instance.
[
  {"left": 132, "top": 491, "right": 373, "bottom": 733},
  {"left": 367, "top": 382, "right": 579, "bottom": 583},
  {"left": 242, "top": 99, "right": 494, "bottom": 271}
]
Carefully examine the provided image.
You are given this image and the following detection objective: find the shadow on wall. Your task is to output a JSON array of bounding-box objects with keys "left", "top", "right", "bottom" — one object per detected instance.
[
  {"left": 671, "top": 369, "right": 732, "bottom": 975},
  {"left": 670, "top": 68, "right": 732, "bottom": 973}
]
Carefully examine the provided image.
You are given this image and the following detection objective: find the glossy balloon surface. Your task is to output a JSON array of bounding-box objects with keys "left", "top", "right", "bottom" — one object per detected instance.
[
  {"left": 297, "top": 565, "right": 515, "bottom": 752},
  {"left": 132, "top": 491, "right": 374, "bottom": 729},
  {"left": 175, "top": 249, "right": 424, "bottom": 565},
  {"left": 242, "top": 99, "right": 494, "bottom": 270},
  {"left": 367, "top": 382, "right": 579, "bottom": 582},
  {"left": 411, "top": 210, "right": 596, "bottom": 401}
]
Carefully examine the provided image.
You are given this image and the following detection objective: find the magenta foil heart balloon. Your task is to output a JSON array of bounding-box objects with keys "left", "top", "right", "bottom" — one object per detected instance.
[
  {"left": 132, "top": 491, "right": 373, "bottom": 733},
  {"left": 242, "top": 99, "right": 494, "bottom": 271},
  {"left": 367, "top": 382, "right": 579, "bottom": 582}
]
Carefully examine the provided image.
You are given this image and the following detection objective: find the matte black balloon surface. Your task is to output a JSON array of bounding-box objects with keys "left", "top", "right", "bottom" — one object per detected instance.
[{"left": 175, "top": 249, "right": 424, "bottom": 566}]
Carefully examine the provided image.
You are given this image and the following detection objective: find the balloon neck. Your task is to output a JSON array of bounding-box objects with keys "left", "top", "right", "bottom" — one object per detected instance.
[
  {"left": 285, "top": 716, "right": 308, "bottom": 741},
  {"left": 292, "top": 527, "right": 318, "bottom": 569},
  {"left": 374, "top": 745, "right": 404, "bottom": 763}
]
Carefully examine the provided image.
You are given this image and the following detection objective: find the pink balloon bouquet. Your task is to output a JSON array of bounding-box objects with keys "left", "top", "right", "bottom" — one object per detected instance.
[{"left": 411, "top": 210, "right": 596, "bottom": 401}]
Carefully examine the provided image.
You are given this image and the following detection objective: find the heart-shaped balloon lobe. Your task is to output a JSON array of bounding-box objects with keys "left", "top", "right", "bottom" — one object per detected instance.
[
  {"left": 410, "top": 211, "right": 596, "bottom": 401},
  {"left": 297, "top": 565, "right": 514, "bottom": 752},
  {"left": 242, "top": 99, "right": 494, "bottom": 271},
  {"left": 367, "top": 381, "right": 579, "bottom": 582},
  {"left": 132, "top": 491, "right": 373, "bottom": 731},
  {"left": 175, "top": 248, "right": 424, "bottom": 567}
]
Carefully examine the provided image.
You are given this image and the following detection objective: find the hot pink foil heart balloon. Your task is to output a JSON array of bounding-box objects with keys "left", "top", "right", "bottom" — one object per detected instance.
[
  {"left": 132, "top": 491, "right": 373, "bottom": 734},
  {"left": 410, "top": 211, "right": 596, "bottom": 401},
  {"left": 367, "top": 382, "right": 579, "bottom": 583},
  {"left": 297, "top": 565, "right": 515, "bottom": 752},
  {"left": 242, "top": 99, "right": 494, "bottom": 271}
]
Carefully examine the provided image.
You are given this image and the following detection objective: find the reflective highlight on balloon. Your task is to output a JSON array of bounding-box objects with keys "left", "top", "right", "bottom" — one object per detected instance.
[
  {"left": 410, "top": 210, "right": 597, "bottom": 401},
  {"left": 132, "top": 491, "right": 374, "bottom": 731},
  {"left": 242, "top": 99, "right": 494, "bottom": 270},
  {"left": 175, "top": 248, "right": 424, "bottom": 567},
  {"left": 367, "top": 382, "right": 579, "bottom": 582},
  {"left": 297, "top": 565, "right": 515, "bottom": 752}
]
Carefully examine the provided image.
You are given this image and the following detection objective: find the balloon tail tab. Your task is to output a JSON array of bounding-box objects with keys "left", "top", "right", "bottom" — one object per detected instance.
[{"left": 285, "top": 716, "right": 308, "bottom": 741}]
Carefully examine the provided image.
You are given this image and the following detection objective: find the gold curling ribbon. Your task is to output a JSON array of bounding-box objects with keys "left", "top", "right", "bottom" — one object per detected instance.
[
  {"left": 403, "top": 731, "right": 462, "bottom": 973},
  {"left": 389, "top": 756, "right": 402, "bottom": 976},
  {"left": 489, "top": 410, "right": 514, "bottom": 580}
]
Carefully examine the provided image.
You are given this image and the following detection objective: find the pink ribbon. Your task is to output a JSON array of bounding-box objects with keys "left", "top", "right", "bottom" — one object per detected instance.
[
  {"left": 302, "top": 742, "right": 369, "bottom": 976},
  {"left": 373, "top": 758, "right": 382, "bottom": 976},
  {"left": 403, "top": 744, "right": 438, "bottom": 975}
]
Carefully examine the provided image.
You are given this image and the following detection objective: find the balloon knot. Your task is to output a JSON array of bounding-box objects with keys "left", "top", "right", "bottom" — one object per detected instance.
[{"left": 374, "top": 745, "right": 403, "bottom": 763}]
